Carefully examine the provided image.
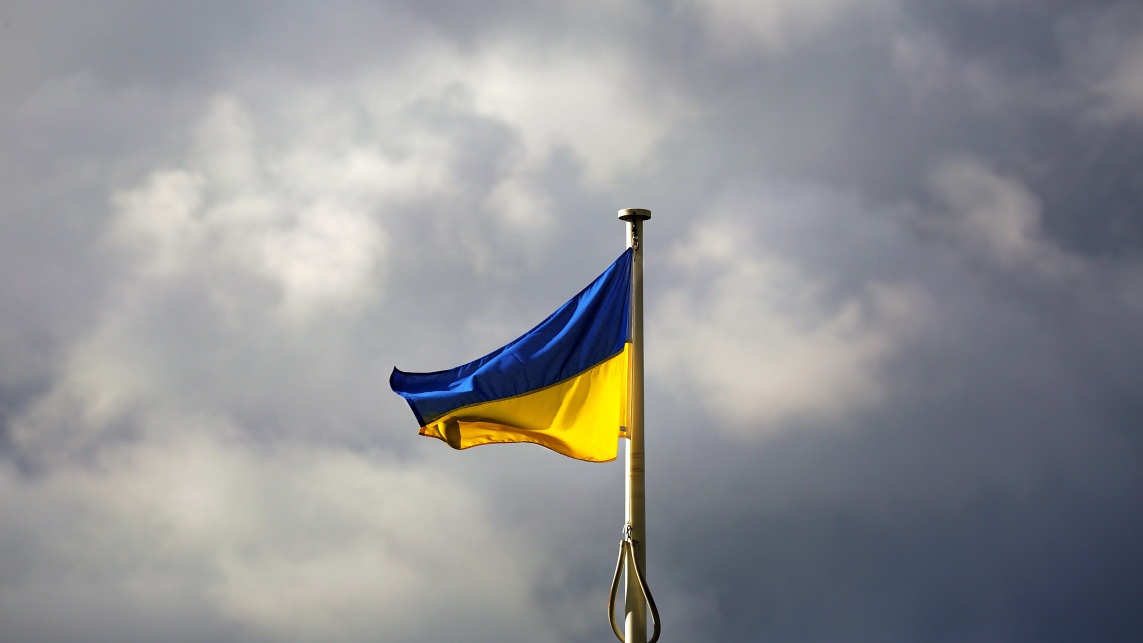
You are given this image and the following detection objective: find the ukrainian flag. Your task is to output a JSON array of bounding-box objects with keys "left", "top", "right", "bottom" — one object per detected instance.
[{"left": 390, "top": 249, "right": 632, "bottom": 462}]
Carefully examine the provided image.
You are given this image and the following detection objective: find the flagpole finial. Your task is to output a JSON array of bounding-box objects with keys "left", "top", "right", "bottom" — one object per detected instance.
[{"left": 618, "top": 208, "right": 651, "bottom": 221}]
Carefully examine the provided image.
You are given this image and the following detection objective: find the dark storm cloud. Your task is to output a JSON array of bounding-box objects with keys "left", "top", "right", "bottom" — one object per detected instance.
[
  {"left": 2, "top": 1, "right": 1142, "bottom": 641},
  {"left": 634, "top": 3, "right": 1143, "bottom": 637},
  {"left": 648, "top": 194, "right": 1143, "bottom": 638}
]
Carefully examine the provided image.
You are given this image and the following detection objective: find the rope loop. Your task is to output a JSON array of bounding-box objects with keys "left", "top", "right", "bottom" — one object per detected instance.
[{"left": 607, "top": 523, "right": 661, "bottom": 643}]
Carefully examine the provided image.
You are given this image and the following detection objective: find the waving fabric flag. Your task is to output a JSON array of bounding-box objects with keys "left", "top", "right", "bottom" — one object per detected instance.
[{"left": 390, "top": 249, "right": 633, "bottom": 462}]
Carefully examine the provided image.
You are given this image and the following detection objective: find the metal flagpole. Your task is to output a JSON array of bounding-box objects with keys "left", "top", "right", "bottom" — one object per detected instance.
[{"left": 619, "top": 207, "right": 651, "bottom": 642}]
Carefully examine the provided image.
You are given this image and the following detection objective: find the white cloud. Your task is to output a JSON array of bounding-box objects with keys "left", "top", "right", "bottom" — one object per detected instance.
[
  {"left": 464, "top": 45, "right": 683, "bottom": 185},
  {"left": 484, "top": 173, "right": 553, "bottom": 234},
  {"left": 16, "top": 35, "right": 691, "bottom": 457},
  {"left": 651, "top": 201, "right": 923, "bottom": 435},
  {"left": 0, "top": 432, "right": 551, "bottom": 642},
  {"left": 3, "top": 48, "right": 688, "bottom": 637},
  {"left": 927, "top": 158, "right": 1079, "bottom": 276},
  {"left": 112, "top": 96, "right": 389, "bottom": 324}
]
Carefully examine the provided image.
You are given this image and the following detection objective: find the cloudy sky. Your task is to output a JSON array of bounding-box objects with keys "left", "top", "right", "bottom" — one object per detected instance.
[{"left": 3, "top": 1, "right": 1143, "bottom": 641}]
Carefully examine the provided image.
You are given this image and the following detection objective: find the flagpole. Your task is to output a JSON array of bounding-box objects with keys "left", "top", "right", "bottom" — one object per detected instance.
[{"left": 619, "top": 207, "right": 651, "bottom": 642}]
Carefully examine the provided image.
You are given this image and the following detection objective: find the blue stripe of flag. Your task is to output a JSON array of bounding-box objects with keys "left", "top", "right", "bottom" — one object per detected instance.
[{"left": 390, "top": 249, "right": 632, "bottom": 427}]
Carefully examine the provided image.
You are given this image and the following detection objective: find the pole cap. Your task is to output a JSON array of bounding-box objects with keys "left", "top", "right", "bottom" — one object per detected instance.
[{"left": 618, "top": 208, "right": 651, "bottom": 221}]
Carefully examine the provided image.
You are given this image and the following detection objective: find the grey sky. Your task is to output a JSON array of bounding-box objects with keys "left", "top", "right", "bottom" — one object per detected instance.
[{"left": 2, "top": 1, "right": 1143, "bottom": 641}]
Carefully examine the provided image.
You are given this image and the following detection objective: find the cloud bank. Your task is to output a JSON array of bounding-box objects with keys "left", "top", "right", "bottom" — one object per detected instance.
[{"left": 3, "top": 1, "right": 1143, "bottom": 641}]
